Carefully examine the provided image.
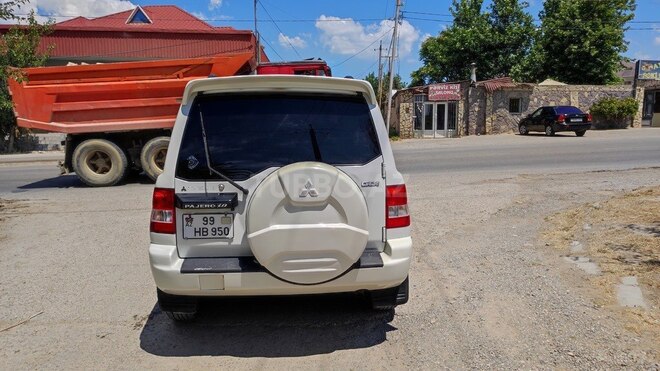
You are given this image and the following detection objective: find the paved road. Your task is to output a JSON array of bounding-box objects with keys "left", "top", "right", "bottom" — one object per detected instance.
[
  {"left": 393, "top": 128, "right": 660, "bottom": 175},
  {"left": 1, "top": 129, "right": 659, "bottom": 194},
  {"left": 1, "top": 129, "right": 659, "bottom": 369},
  {"left": 0, "top": 164, "right": 68, "bottom": 194}
]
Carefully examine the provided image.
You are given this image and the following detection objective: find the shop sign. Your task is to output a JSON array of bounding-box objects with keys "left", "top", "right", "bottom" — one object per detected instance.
[
  {"left": 428, "top": 83, "right": 461, "bottom": 101},
  {"left": 638, "top": 60, "right": 660, "bottom": 80}
]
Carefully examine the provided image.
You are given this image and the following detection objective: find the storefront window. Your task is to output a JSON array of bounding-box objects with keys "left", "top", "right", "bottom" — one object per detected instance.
[
  {"left": 643, "top": 91, "right": 654, "bottom": 119},
  {"left": 448, "top": 102, "right": 457, "bottom": 131},
  {"left": 412, "top": 96, "right": 459, "bottom": 138},
  {"left": 414, "top": 95, "right": 425, "bottom": 131}
]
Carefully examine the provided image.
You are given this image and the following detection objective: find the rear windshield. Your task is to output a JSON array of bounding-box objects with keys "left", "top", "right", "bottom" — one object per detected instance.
[
  {"left": 555, "top": 106, "right": 584, "bottom": 115},
  {"left": 176, "top": 93, "right": 382, "bottom": 181}
]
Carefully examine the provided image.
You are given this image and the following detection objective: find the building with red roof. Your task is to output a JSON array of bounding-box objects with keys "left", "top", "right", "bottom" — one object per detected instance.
[{"left": 0, "top": 5, "right": 267, "bottom": 65}]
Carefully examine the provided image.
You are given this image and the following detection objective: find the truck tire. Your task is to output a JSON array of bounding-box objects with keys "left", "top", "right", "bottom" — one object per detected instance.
[
  {"left": 140, "top": 136, "right": 170, "bottom": 181},
  {"left": 72, "top": 139, "right": 128, "bottom": 187}
]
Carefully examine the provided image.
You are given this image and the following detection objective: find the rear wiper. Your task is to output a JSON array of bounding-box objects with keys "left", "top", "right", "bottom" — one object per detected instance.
[
  {"left": 309, "top": 125, "right": 323, "bottom": 162},
  {"left": 198, "top": 109, "right": 249, "bottom": 195}
]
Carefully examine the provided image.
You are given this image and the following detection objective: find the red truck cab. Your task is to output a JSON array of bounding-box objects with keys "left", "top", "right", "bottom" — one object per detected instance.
[{"left": 257, "top": 60, "right": 332, "bottom": 76}]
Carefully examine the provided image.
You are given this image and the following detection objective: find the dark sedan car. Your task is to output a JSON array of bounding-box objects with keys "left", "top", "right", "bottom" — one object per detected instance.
[{"left": 519, "top": 106, "right": 592, "bottom": 137}]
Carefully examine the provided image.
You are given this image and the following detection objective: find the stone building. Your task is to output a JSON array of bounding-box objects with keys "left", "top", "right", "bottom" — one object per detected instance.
[
  {"left": 635, "top": 60, "right": 660, "bottom": 127},
  {"left": 392, "top": 77, "right": 644, "bottom": 139}
]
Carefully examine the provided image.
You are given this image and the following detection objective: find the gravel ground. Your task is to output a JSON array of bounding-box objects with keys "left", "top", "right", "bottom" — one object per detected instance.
[
  {"left": 0, "top": 143, "right": 659, "bottom": 369},
  {"left": 400, "top": 168, "right": 660, "bottom": 369}
]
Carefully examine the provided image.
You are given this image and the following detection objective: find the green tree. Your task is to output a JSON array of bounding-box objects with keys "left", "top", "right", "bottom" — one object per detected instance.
[
  {"left": 488, "top": 0, "right": 536, "bottom": 78},
  {"left": 0, "top": 0, "right": 26, "bottom": 20},
  {"left": 0, "top": 9, "right": 52, "bottom": 152},
  {"left": 364, "top": 71, "right": 405, "bottom": 106},
  {"left": 411, "top": 0, "right": 491, "bottom": 85},
  {"left": 411, "top": 0, "right": 535, "bottom": 85},
  {"left": 515, "top": 0, "right": 636, "bottom": 84}
]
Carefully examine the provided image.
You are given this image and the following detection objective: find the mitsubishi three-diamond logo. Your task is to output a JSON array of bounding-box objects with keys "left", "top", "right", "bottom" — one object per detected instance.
[{"left": 299, "top": 179, "right": 319, "bottom": 198}]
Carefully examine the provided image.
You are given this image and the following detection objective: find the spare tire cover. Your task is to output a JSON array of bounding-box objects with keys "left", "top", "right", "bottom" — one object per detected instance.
[{"left": 247, "top": 162, "right": 369, "bottom": 284}]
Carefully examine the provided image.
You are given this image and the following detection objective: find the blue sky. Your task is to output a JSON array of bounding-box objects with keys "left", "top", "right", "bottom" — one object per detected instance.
[{"left": 17, "top": 0, "right": 660, "bottom": 84}]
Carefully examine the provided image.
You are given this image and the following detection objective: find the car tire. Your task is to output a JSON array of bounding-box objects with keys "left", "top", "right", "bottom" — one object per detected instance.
[
  {"left": 140, "top": 136, "right": 170, "bottom": 181},
  {"left": 164, "top": 311, "right": 197, "bottom": 322},
  {"left": 369, "top": 277, "right": 409, "bottom": 310},
  {"left": 157, "top": 289, "right": 198, "bottom": 322},
  {"left": 545, "top": 125, "right": 555, "bottom": 136},
  {"left": 72, "top": 139, "right": 128, "bottom": 187},
  {"left": 519, "top": 124, "right": 529, "bottom": 135},
  {"left": 575, "top": 130, "right": 586, "bottom": 137}
]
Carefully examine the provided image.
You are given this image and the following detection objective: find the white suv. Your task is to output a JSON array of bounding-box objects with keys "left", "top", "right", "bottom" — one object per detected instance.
[{"left": 149, "top": 75, "right": 412, "bottom": 321}]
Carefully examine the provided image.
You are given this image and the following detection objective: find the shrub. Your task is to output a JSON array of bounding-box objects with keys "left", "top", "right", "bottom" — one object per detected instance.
[
  {"left": 589, "top": 97, "right": 638, "bottom": 129},
  {"left": 389, "top": 126, "right": 400, "bottom": 140}
]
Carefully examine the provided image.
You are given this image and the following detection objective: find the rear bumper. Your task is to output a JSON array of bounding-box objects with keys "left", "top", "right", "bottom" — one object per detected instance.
[
  {"left": 149, "top": 237, "right": 412, "bottom": 296},
  {"left": 555, "top": 123, "right": 591, "bottom": 132}
]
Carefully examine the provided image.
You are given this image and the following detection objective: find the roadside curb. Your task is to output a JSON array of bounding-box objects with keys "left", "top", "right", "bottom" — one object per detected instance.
[{"left": 0, "top": 152, "right": 64, "bottom": 164}]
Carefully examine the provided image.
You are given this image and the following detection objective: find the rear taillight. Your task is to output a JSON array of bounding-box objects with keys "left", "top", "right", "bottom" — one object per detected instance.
[
  {"left": 386, "top": 184, "right": 410, "bottom": 229},
  {"left": 557, "top": 114, "right": 566, "bottom": 123},
  {"left": 150, "top": 188, "right": 175, "bottom": 234},
  {"left": 587, "top": 113, "right": 592, "bottom": 122}
]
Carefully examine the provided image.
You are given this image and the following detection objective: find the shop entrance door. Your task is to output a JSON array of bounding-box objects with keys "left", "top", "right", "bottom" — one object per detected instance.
[{"left": 422, "top": 102, "right": 448, "bottom": 138}]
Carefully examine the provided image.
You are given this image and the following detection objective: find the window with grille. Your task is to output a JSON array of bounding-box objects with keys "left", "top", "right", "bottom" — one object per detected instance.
[{"left": 509, "top": 98, "right": 522, "bottom": 114}]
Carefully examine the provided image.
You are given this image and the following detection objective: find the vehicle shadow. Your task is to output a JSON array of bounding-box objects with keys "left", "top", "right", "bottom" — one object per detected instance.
[
  {"left": 17, "top": 174, "right": 83, "bottom": 189},
  {"left": 139, "top": 294, "right": 396, "bottom": 358},
  {"left": 17, "top": 172, "right": 152, "bottom": 190},
  {"left": 518, "top": 133, "right": 576, "bottom": 137}
]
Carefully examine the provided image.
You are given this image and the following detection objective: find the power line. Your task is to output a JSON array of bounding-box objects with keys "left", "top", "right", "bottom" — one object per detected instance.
[
  {"left": 9, "top": 12, "right": 387, "bottom": 23},
  {"left": 332, "top": 26, "right": 394, "bottom": 68},
  {"left": 89, "top": 40, "right": 253, "bottom": 58},
  {"left": 358, "top": 58, "right": 379, "bottom": 79},
  {"left": 259, "top": 34, "right": 284, "bottom": 61},
  {"left": 403, "top": 16, "right": 658, "bottom": 30},
  {"left": 403, "top": 10, "right": 659, "bottom": 24},
  {"left": 258, "top": 1, "right": 301, "bottom": 58},
  {"left": 402, "top": 12, "right": 658, "bottom": 25},
  {"left": 259, "top": 0, "right": 295, "bottom": 19},
  {"left": 402, "top": 10, "right": 452, "bottom": 17}
]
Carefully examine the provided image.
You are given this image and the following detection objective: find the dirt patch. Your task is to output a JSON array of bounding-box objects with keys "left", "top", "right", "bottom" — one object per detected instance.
[
  {"left": 0, "top": 199, "right": 28, "bottom": 212},
  {"left": 543, "top": 186, "right": 660, "bottom": 344},
  {"left": 0, "top": 199, "right": 28, "bottom": 237}
]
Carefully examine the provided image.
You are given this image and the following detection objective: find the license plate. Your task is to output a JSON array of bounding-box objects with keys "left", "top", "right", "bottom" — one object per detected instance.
[
  {"left": 182, "top": 213, "right": 233, "bottom": 239},
  {"left": 571, "top": 118, "right": 583, "bottom": 123}
]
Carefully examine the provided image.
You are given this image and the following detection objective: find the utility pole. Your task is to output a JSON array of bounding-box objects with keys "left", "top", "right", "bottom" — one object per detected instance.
[
  {"left": 254, "top": 0, "right": 261, "bottom": 65},
  {"left": 385, "top": 0, "right": 402, "bottom": 133},
  {"left": 376, "top": 43, "right": 392, "bottom": 109},
  {"left": 377, "top": 41, "right": 384, "bottom": 107},
  {"left": 376, "top": 41, "right": 391, "bottom": 109}
]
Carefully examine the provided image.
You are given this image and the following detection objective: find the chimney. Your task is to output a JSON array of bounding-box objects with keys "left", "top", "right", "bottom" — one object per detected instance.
[{"left": 470, "top": 63, "right": 477, "bottom": 85}]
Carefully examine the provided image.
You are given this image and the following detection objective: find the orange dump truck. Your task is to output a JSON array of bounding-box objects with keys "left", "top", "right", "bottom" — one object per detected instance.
[
  {"left": 8, "top": 53, "right": 255, "bottom": 186},
  {"left": 8, "top": 54, "right": 331, "bottom": 186}
]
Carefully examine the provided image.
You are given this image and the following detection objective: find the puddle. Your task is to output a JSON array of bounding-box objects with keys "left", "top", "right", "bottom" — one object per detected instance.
[
  {"left": 563, "top": 256, "right": 601, "bottom": 275},
  {"left": 616, "top": 276, "right": 647, "bottom": 309}
]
